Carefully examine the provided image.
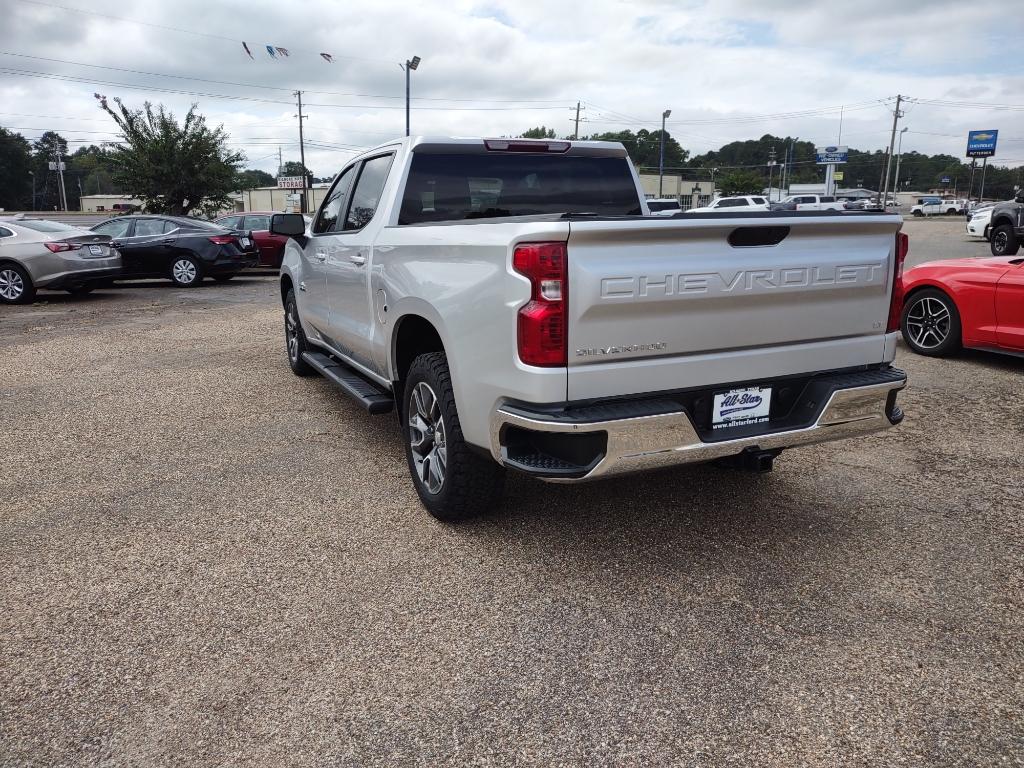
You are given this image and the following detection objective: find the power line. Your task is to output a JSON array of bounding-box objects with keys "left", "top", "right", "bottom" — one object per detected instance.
[{"left": 0, "top": 51, "right": 568, "bottom": 104}]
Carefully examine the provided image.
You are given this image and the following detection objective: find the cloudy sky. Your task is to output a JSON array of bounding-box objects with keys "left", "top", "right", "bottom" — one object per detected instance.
[{"left": 3, "top": 0, "right": 1024, "bottom": 178}]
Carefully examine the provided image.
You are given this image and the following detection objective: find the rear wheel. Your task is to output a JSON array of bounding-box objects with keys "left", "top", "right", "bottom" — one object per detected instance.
[
  {"left": 403, "top": 352, "right": 504, "bottom": 521},
  {"left": 901, "top": 288, "right": 961, "bottom": 357},
  {"left": 170, "top": 256, "right": 202, "bottom": 286},
  {"left": 990, "top": 224, "right": 1020, "bottom": 256},
  {"left": 0, "top": 264, "right": 35, "bottom": 305}
]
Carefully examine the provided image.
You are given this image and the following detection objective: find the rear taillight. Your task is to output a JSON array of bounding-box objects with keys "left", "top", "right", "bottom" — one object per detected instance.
[
  {"left": 887, "top": 231, "right": 908, "bottom": 332},
  {"left": 44, "top": 242, "right": 82, "bottom": 253},
  {"left": 208, "top": 235, "right": 236, "bottom": 245},
  {"left": 513, "top": 241, "right": 567, "bottom": 367}
]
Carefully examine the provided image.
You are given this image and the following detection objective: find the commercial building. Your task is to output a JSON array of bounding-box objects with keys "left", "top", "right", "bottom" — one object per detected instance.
[
  {"left": 229, "top": 185, "right": 331, "bottom": 214},
  {"left": 637, "top": 175, "right": 716, "bottom": 209},
  {"left": 78, "top": 194, "right": 143, "bottom": 213}
]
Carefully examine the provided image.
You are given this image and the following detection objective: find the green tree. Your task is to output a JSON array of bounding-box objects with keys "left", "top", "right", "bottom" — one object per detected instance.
[
  {"left": 235, "top": 168, "right": 275, "bottom": 190},
  {"left": 280, "top": 161, "right": 312, "bottom": 180},
  {"left": 0, "top": 127, "right": 33, "bottom": 210},
  {"left": 587, "top": 128, "right": 688, "bottom": 170},
  {"left": 519, "top": 126, "right": 557, "bottom": 139},
  {"left": 717, "top": 169, "right": 765, "bottom": 195},
  {"left": 67, "top": 144, "right": 120, "bottom": 198},
  {"left": 99, "top": 98, "right": 243, "bottom": 215}
]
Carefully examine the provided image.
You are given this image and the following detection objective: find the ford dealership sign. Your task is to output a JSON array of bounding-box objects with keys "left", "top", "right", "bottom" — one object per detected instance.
[{"left": 815, "top": 145, "right": 848, "bottom": 164}]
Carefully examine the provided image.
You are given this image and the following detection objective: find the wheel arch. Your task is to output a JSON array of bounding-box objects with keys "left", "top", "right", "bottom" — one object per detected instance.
[
  {"left": 280, "top": 273, "right": 294, "bottom": 306},
  {"left": 0, "top": 258, "right": 33, "bottom": 283},
  {"left": 392, "top": 313, "right": 446, "bottom": 392},
  {"left": 902, "top": 282, "right": 965, "bottom": 342}
]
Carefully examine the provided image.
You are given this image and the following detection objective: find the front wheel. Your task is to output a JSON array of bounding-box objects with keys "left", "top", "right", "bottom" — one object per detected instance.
[
  {"left": 170, "top": 256, "right": 202, "bottom": 287},
  {"left": 901, "top": 288, "right": 962, "bottom": 357},
  {"left": 990, "top": 224, "right": 1020, "bottom": 256},
  {"left": 284, "top": 290, "right": 314, "bottom": 376},
  {"left": 912, "top": 210, "right": 924, "bottom": 217},
  {"left": 403, "top": 352, "right": 505, "bottom": 521}
]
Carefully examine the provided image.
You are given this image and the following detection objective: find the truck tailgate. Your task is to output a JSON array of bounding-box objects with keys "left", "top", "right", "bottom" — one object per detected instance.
[{"left": 566, "top": 214, "right": 902, "bottom": 401}]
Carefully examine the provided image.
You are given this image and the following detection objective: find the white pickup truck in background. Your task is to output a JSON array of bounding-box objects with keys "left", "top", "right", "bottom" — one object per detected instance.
[{"left": 272, "top": 136, "right": 908, "bottom": 521}]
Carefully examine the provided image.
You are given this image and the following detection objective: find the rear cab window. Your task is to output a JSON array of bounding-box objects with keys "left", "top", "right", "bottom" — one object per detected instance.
[{"left": 398, "top": 151, "right": 643, "bottom": 224}]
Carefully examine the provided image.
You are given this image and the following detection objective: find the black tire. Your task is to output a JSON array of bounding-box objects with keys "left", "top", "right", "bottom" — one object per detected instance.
[
  {"left": 0, "top": 263, "right": 35, "bottom": 305},
  {"left": 402, "top": 351, "right": 505, "bottom": 521},
  {"left": 990, "top": 224, "right": 1020, "bottom": 256},
  {"left": 912, "top": 210, "right": 923, "bottom": 217},
  {"left": 284, "top": 290, "right": 314, "bottom": 376},
  {"left": 66, "top": 284, "right": 94, "bottom": 296},
  {"left": 213, "top": 274, "right": 234, "bottom": 283},
  {"left": 169, "top": 255, "right": 203, "bottom": 287},
  {"left": 900, "top": 288, "right": 962, "bottom": 357}
]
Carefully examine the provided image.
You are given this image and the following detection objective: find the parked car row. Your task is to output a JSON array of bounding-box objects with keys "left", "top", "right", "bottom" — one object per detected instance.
[{"left": 0, "top": 213, "right": 261, "bottom": 304}]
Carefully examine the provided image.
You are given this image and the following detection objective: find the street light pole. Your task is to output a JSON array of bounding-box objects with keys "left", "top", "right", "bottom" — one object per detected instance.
[
  {"left": 891, "top": 126, "right": 908, "bottom": 205},
  {"left": 658, "top": 109, "right": 671, "bottom": 198},
  {"left": 403, "top": 56, "right": 421, "bottom": 137}
]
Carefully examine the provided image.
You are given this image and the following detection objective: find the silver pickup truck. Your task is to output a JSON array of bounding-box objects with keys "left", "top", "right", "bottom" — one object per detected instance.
[{"left": 271, "top": 136, "right": 908, "bottom": 521}]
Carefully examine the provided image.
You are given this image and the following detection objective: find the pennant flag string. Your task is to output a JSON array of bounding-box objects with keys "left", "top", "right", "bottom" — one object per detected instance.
[
  {"left": 266, "top": 45, "right": 277, "bottom": 58},
  {"left": 275, "top": 47, "right": 290, "bottom": 57},
  {"left": 320, "top": 53, "right": 334, "bottom": 63},
  {"left": 242, "top": 42, "right": 254, "bottom": 59}
]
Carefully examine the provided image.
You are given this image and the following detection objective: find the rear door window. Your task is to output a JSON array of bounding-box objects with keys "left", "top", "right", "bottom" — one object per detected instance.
[
  {"left": 133, "top": 219, "right": 169, "bottom": 237},
  {"left": 244, "top": 215, "right": 271, "bottom": 231},
  {"left": 344, "top": 154, "right": 395, "bottom": 231}
]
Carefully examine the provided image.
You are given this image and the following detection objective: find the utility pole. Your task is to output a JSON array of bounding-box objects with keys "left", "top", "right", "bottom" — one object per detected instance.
[
  {"left": 979, "top": 157, "right": 989, "bottom": 202},
  {"left": 658, "top": 109, "right": 672, "bottom": 197},
  {"left": 880, "top": 94, "right": 903, "bottom": 208},
  {"left": 294, "top": 91, "right": 309, "bottom": 213},
  {"left": 768, "top": 146, "right": 777, "bottom": 200},
  {"left": 891, "top": 126, "right": 908, "bottom": 205},
  {"left": 77, "top": 177, "right": 84, "bottom": 211},
  {"left": 53, "top": 147, "right": 68, "bottom": 212},
  {"left": 277, "top": 146, "right": 283, "bottom": 178},
  {"left": 573, "top": 101, "right": 581, "bottom": 140}
]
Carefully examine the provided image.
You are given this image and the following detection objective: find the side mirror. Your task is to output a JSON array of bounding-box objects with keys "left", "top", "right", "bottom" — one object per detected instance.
[{"left": 270, "top": 213, "right": 306, "bottom": 237}]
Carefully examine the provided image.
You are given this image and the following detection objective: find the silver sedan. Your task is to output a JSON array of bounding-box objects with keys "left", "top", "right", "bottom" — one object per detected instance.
[{"left": 0, "top": 218, "right": 122, "bottom": 304}]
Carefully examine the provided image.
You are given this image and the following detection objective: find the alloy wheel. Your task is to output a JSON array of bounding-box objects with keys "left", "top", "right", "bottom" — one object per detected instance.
[
  {"left": 0, "top": 269, "right": 24, "bottom": 301},
  {"left": 172, "top": 259, "right": 198, "bottom": 284},
  {"left": 408, "top": 381, "right": 447, "bottom": 495},
  {"left": 905, "top": 296, "right": 951, "bottom": 349},
  {"left": 993, "top": 230, "right": 1009, "bottom": 252},
  {"left": 285, "top": 304, "right": 300, "bottom": 362}
]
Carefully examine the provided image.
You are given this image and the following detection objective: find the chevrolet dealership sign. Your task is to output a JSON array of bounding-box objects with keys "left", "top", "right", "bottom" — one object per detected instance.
[{"left": 966, "top": 130, "right": 998, "bottom": 158}]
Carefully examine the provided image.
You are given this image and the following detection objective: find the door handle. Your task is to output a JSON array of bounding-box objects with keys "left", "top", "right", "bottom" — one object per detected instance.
[{"left": 349, "top": 252, "right": 366, "bottom": 266}]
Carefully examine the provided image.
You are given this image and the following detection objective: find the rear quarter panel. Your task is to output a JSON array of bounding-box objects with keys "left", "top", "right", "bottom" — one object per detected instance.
[{"left": 373, "top": 220, "right": 572, "bottom": 450}]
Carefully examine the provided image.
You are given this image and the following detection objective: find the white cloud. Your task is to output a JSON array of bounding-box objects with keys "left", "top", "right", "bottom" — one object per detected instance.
[{"left": 3, "top": 0, "right": 1024, "bottom": 177}]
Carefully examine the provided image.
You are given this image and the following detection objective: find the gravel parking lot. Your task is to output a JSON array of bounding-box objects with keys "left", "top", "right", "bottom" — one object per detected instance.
[{"left": 1, "top": 217, "right": 1021, "bottom": 766}]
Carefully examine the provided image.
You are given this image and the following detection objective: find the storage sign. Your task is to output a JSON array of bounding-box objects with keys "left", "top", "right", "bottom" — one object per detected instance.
[
  {"left": 277, "top": 176, "right": 306, "bottom": 189},
  {"left": 966, "top": 130, "right": 998, "bottom": 158},
  {"left": 815, "top": 145, "right": 848, "bottom": 164}
]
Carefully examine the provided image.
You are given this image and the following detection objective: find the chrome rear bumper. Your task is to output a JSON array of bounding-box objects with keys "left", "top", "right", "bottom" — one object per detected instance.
[{"left": 489, "top": 369, "right": 907, "bottom": 482}]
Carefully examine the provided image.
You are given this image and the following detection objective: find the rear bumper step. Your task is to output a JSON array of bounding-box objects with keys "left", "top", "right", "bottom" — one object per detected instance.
[
  {"left": 301, "top": 351, "right": 394, "bottom": 415},
  {"left": 490, "top": 367, "right": 907, "bottom": 481}
]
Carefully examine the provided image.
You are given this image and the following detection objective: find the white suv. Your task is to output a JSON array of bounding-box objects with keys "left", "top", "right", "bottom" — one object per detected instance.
[{"left": 685, "top": 195, "right": 769, "bottom": 213}]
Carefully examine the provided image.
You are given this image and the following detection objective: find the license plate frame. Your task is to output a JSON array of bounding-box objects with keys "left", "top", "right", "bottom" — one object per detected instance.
[
  {"left": 88, "top": 244, "right": 104, "bottom": 256},
  {"left": 712, "top": 386, "right": 772, "bottom": 429},
  {"left": 240, "top": 237, "right": 251, "bottom": 248}
]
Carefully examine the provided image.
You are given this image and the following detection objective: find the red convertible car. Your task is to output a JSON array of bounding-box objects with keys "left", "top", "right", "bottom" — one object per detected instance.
[{"left": 900, "top": 255, "right": 1024, "bottom": 357}]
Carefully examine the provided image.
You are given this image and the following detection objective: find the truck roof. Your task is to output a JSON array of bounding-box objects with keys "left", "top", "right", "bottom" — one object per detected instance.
[{"left": 353, "top": 135, "right": 630, "bottom": 159}]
